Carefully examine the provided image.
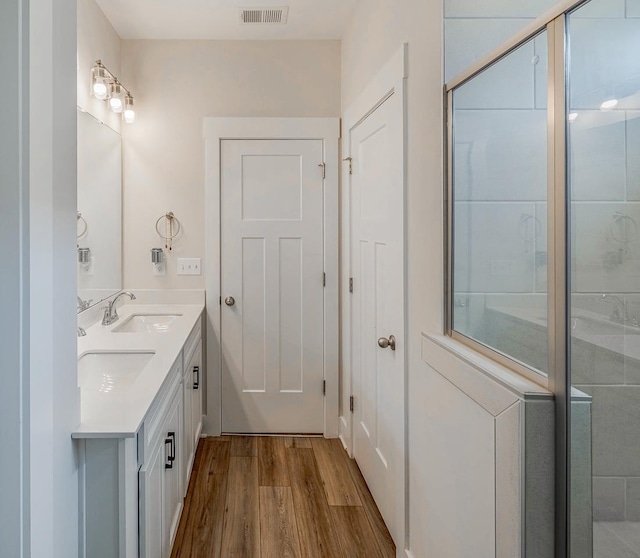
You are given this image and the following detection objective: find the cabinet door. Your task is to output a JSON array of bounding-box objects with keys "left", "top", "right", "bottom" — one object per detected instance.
[
  {"left": 163, "top": 390, "right": 183, "bottom": 557},
  {"left": 182, "top": 368, "right": 194, "bottom": 492},
  {"left": 190, "top": 341, "right": 203, "bottom": 450},
  {"left": 139, "top": 441, "right": 164, "bottom": 558}
]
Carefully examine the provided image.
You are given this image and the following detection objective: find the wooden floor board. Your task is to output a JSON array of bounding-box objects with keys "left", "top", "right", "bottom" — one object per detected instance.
[
  {"left": 259, "top": 486, "right": 302, "bottom": 558},
  {"left": 330, "top": 506, "right": 384, "bottom": 558},
  {"left": 230, "top": 435, "right": 258, "bottom": 457},
  {"left": 258, "top": 436, "right": 290, "bottom": 487},
  {"left": 221, "top": 456, "right": 260, "bottom": 557},
  {"left": 171, "top": 441, "right": 229, "bottom": 558},
  {"left": 172, "top": 437, "right": 394, "bottom": 558},
  {"left": 346, "top": 457, "right": 396, "bottom": 557},
  {"left": 284, "top": 437, "right": 313, "bottom": 449},
  {"left": 287, "top": 448, "right": 344, "bottom": 558},
  {"left": 311, "top": 438, "right": 362, "bottom": 506}
]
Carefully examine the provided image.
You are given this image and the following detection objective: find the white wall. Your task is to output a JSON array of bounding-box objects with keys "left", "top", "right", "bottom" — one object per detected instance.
[
  {"left": 30, "top": 0, "right": 79, "bottom": 556},
  {"left": 120, "top": 40, "right": 341, "bottom": 289},
  {"left": 341, "top": 0, "right": 444, "bottom": 555},
  {"left": 77, "top": 0, "right": 122, "bottom": 132}
]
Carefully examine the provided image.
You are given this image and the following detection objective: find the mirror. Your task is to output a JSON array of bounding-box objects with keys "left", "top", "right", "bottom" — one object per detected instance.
[{"left": 77, "top": 109, "right": 122, "bottom": 313}]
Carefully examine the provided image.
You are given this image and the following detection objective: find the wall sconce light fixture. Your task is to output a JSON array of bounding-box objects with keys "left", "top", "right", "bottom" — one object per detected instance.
[{"left": 90, "top": 60, "right": 136, "bottom": 124}]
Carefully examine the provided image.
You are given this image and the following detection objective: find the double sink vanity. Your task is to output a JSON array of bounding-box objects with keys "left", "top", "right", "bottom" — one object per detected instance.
[{"left": 73, "top": 294, "right": 205, "bottom": 558}]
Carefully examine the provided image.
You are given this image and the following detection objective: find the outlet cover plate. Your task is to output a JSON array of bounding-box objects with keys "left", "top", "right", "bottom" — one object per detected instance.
[{"left": 177, "top": 258, "right": 201, "bottom": 276}]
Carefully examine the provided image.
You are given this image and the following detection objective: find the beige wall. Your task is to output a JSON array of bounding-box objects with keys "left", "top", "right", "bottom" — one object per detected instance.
[
  {"left": 77, "top": 0, "right": 122, "bottom": 132},
  {"left": 120, "top": 40, "right": 341, "bottom": 289},
  {"left": 341, "top": 0, "right": 443, "bottom": 555}
]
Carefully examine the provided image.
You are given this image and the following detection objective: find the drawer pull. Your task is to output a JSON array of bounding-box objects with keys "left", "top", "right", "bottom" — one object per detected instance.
[
  {"left": 193, "top": 365, "right": 200, "bottom": 390},
  {"left": 165, "top": 432, "right": 176, "bottom": 469}
]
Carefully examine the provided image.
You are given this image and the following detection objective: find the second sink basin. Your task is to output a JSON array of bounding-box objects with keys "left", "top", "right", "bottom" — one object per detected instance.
[
  {"left": 78, "top": 351, "right": 155, "bottom": 393},
  {"left": 112, "top": 314, "right": 182, "bottom": 334}
]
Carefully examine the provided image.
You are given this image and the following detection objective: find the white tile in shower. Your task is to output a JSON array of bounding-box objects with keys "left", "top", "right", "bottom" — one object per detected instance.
[
  {"left": 627, "top": 112, "right": 640, "bottom": 201},
  {"left": 629, "top": 0, "right": 640, "bottom": 18},
  {"left": 453, "top": 39, "right": 536, "bottom": 110},
  {"left": 569, "top": 110, "right": 627, "bottom": 202},
  {"left": 571, "top": 202, "right": 640, "bottom": 293},
  {"left": 454, "top": 109, "right": 547, "bottom": 201},
  {"left": 445, "top": 18, "right": 533, "bottom": 82},
  {"left": 444, "top": 0, "right": 556, "bottom": 18},
  {"left": 569, "top": 19, "right": 640, "bottom": 110},
  {"left": 454, "top": 202, "right": 537, "bottom": 293},
  {"left": 572, "top": 0, "right": 626, "bottom": 18}
]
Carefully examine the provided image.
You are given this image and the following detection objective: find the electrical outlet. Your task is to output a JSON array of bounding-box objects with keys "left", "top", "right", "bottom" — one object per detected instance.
[
  {"left": 177, "top": 258, "right": 201, "bottom": 276},
  {"left": 153, "top": 261, "right": 166, "bottom": 276}
]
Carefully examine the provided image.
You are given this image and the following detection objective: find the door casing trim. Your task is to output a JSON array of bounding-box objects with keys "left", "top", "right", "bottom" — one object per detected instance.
[{"left": 203, "top": 117, "right": 340, "bottom": 438}]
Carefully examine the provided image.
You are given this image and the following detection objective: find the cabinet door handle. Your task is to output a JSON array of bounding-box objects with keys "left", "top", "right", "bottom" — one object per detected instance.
[
  {"left": 193, "top": 365, "right": 200, "bottom": 390},
  {"left": 165, "top": 432, "right": 176, "bottom": 469}
]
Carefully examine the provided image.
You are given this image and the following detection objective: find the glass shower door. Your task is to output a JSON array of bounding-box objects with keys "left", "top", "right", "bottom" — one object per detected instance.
[{"left": 568, "top": 1, "right": 640, "bottom": 556}]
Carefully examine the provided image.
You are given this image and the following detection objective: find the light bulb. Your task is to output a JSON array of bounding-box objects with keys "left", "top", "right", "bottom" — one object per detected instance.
[
  {"left": 109, "top": 83, "right": 124, "bottom": 113},
  {"left": 91, "top": 63, "right": 111, "bottom": 100},
  {"left": 600, "top": 98, "right": 618, "bottom": 110},
  {"left": 123, "top": 95, "right": 135, "bottom": 124}
]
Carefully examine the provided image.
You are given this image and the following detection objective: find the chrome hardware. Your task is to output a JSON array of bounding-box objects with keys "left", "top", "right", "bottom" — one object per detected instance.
[
  {"left": 193, "top": 365, "right": 200, "bottom": 390},
  {"left": 77, "top": 326, "right": 86, "bottom": 337},
  {"left": 77, "top": 296, "right": 92, "bottom": 312},
  {"left": 78, "top": 247, "right": 91, "bottom": 264},
  {"left": 377, "top": 335, "right": 396, "bottom": 351},
  {"left": 318, "top": 162, "right": 326, "bottom": 179},
  {"left": 151, "top": 248, "right": 163, "bottom": 264},
  {"left": 102, "top": 291, "right": 136, "bottom": 326},
  {"left": 225, "top": 296, "right": 235, "bottom": 307},
  {"left": 343, "top": 157, "right": 353, "bottom": 175}
]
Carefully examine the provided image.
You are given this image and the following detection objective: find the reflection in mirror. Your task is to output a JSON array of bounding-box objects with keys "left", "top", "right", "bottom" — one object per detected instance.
[{"left": 77, "top": 109, "right": 122, "bottom": 313}]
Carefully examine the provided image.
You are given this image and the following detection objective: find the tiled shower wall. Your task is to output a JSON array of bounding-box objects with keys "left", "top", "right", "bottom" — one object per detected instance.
[{"left": 447, "top": 0, "right": 640, "bottom": 525}]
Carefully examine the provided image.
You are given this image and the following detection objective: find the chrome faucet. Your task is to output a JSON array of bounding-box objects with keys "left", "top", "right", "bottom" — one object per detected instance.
[
  {"left": 77, "top": 326, "right": 86, "bottom": 337},
  {"left": 599, "top": 294, "right": 627, "bottom": 323},
  {"left": 77, "top": 295, "right": 92, "bottom": 312},
  {"left": 102, "top": 291, "right": 136, "bottom": 326}
]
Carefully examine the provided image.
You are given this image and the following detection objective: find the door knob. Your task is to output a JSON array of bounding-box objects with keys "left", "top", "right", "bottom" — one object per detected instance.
[
  {"left": 377, "top": 335, "right": 396, "bottom": 351},
  {"left": 225, "top": 296, "right": 235, "bottom": 306}
]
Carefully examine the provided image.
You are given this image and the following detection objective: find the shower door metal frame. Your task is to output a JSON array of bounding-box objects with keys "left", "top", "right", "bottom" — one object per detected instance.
[{"left": 443, "top": 1, "right": 592, "bottom": 556}]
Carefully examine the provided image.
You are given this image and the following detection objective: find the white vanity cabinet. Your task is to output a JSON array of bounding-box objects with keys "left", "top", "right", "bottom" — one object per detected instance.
[
  {"left": 182, "top": 319, "right": 203, "bottom": 489},
  {"left": 79, "top": 312, "right": 205, "bottom": 558},
  {"left": 139, "top": 363, "right": 184, "bottom": 558}
]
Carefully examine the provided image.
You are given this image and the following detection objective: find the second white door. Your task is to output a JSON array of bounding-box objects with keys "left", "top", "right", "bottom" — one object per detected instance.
[
  {"left": 350, "top": 90, "right": 405, "bottom": 546},
  {"left": 221, "top": 139, "right": 325, "bottom": 433}
]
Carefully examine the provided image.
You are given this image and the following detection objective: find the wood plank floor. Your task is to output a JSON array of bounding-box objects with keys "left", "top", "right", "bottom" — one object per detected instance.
[{"left": 171, "top": 436, "right": 395, "bottom": 558}]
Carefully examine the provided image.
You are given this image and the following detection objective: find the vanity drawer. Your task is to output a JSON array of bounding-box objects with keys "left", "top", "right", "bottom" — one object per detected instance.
[
  {"left": 141, "top": 356, "right": 183, "bottom": 462},
  {"left": 183, "top": 317, "right": 202, "bottom": 366}
]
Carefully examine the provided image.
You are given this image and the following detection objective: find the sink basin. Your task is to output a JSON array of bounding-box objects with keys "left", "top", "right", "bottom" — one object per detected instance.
[
  {"left": 112, "top": 314, "right": 182, "bottom": 334},
  {"left": 78, "top": 351, "right": 155, "bottom": 393}
]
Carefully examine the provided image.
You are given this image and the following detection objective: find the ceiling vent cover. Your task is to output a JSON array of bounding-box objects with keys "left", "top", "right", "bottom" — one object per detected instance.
[{"left": 240, "top": 7, "right": 289, "bottom": 24}]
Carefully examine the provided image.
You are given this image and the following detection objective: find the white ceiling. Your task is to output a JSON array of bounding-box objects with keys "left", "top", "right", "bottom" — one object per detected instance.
[{"left": 96, "top": 0, "right": 359, "bottom": 40}]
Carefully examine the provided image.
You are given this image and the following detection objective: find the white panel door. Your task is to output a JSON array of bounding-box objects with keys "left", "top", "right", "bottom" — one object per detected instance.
[
  {"left": 351, "top": 93, "right": 405, "bottom": 545},
  {"left": 221, "top": 139, "right": 325, "bottom": 433}
]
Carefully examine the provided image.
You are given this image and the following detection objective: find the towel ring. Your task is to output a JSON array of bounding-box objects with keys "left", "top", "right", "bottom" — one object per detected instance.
[
  {"left": 610, "top": 213, "right": 638, "bottom": 245},
  {"left": 155, "top": 212, "right": 181, "bottom": 250},
  {"left": 77, "top": 212, "right": 88, "bottom": 238}
]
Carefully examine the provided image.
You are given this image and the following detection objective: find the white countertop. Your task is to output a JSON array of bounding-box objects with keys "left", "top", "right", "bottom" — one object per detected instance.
[{"left": 72, "top": 302, "right": 204, "bottom": 439}]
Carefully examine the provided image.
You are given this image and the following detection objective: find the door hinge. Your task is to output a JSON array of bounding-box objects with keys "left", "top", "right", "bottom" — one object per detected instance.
[
  {"left": 343, "top": 157, "right": 353, "bottom": 175},
  {"left": 349, "top": 278, "right": 354, "bottom": 293},
  {"left": 219, "top": 296, "right": 222, "bottom": 305},
  {"left": 350, "top": 396, "right": 354, "bottom": 413},
  {"left": 323, "top": 380, "right": 326, "bottom": 396},
  {"left": 318, "top": 162, "right": 326, "bottom": 179},
  {"left": 323, "top": 272, "right": 326, "bottom": 287}
]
